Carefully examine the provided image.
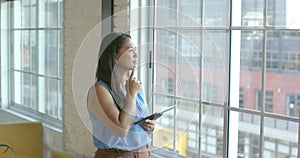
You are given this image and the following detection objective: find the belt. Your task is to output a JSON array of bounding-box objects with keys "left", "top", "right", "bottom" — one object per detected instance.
[{"left": 95, "top": 144, "right": 151, "bottom": 158}]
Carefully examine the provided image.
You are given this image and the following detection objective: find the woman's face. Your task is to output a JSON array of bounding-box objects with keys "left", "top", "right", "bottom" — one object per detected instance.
[{"left": 115, "top": 37, "right": 138, "bottom": 70}]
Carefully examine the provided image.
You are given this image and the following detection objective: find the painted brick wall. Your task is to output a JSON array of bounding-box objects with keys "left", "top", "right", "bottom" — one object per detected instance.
[
  {"left": 113, "top": 0, "right": 130, "bottom": 32},
  {"left": 63, "top": 0, "right": 100, "bottom": 157},
  {"left": 63, "top": 0, "right": 130, "bottom": 157}
]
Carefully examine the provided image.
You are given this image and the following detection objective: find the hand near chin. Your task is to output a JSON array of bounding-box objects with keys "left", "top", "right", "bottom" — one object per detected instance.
[{"left": 126, "top": 68, "right": 142, "bottom": 97}]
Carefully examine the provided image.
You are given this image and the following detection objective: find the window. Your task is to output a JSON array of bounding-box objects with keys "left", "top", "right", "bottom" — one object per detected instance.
[
  {"left": 286, "top": 94, "right": 300, "bottom": 117},
  {"left": 129, "top": 0, "right": 299, "bottom": 157},
  {"left": 255, "top": 90, "right": 273, "bottom": 113},
  {"left": 1, "top": 0, "right": 63, "bottom": 128}
]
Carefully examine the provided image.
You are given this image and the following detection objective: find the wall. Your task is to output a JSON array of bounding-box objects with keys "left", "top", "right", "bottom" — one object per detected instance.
[
  {"left": 63, "top": 0, "right": 130, "bottom": 157},
  {"left": 113, "top": 0, "right": 130, "bottom": 32},
  {"left": 63, "top": 0, "right": 101, "bottom": 157}
]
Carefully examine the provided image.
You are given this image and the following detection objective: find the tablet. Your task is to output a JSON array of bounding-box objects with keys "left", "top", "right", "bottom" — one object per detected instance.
[{"left": 133, "top": 106, "right": 175, "bottom": 125}]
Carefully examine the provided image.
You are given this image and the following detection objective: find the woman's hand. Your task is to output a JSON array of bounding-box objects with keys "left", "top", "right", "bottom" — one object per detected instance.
[
  {"left": 141, "top": 119, "right": 155, "bottom": 132},
  {"left": 125, "top": 68, "right": 142, "bottom": 97}
]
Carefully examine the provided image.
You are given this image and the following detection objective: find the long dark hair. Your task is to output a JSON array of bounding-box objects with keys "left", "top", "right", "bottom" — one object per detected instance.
[{"left": 96, "top": 32, "right": 131, "bottom": 87}]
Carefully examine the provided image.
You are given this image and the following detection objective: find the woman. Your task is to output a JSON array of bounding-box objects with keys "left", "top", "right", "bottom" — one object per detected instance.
[{"left": 87, "top": 32, "right": 155, "bottom": 158}]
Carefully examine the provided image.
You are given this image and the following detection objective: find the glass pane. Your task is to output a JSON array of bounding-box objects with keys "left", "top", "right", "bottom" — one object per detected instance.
[
  {"left": 47, "top": 30, "right": 58, "bottom": 76},
  {"left": 204, "top": 0, "right": 227, "bottom": 27},
  {"left": 30, "top": 0, "right": 37, "bottom": 28},
  {"left": 29, "top": 30, "right": 37, "bottom": 72},
  {"left": 13, "top": 71, "right": 21, "bottom": 104},
  {"left": 13, "top": 1, "right": 22, "bottom": 29},
  {"left": 58, "top": 80, "right": 63, "bottom": 119},
  {"left": 19, "top": 30, "right": 36, "bottom": 72},
  {"left": 237, "top": 112, "right": 260, "bottom": 158},
  {"left": 201, "top": 105, "right": 224, "bottom": 157},
  {"left": 38, "top": 0, "right": 47, "bottom": 28},
  {"left": 156, "top": 1, "right": 176, "bottom": 27},
  {"left": 14, "top": 30, "right": 22, "bottom": 70},
  {"left": 48, "top": 1, "right": 58, "bottom": 28},
  {"left": 232, "top": 0, "right": 264, "bottom": 26},
  {"left": 153, "top": 97, "right": 175, "bottom": 152},
  {"left": 21, "top": 0, "right": 30, "bottom": 28},
  {"left": 239, "top": 30, "right": 263, "bottom": 110},
  {"left": 22, "top": 73, "right": 36, "bottom": 110},
  {"left": 48, "top": 78, "right": 58, "bottom": 118},
  {"left": 178, "top": 0, "right": 201, "bottom": 27},
  {"left": 202, "top": 31, "right": 227, "bottom": 104},
  {"left": 38, "top": 77, "right": 46, "bottom": 113},
  {"left": 267, "top": 0, "right": 300, "bottom": 29},
  {"left": 266, "top": 31, "right": 300, "bottom": 116},
  {"left": 263, "top": 118, "right": 298, "bottom": 158},
  {"left": 154, "top": 29, "right": 176, "bottom": 96},
  {"left": 58, "top": 0, "right": 63, "bottom": 28},
  {"left": 58, "top": 30, "right": 63, "bottom": 78},
  {"left": 38, "top": 30, "right": 46, "bottom": 75},
  {"left": 177, "top": 31, "right": 201, "bottom": 99}
]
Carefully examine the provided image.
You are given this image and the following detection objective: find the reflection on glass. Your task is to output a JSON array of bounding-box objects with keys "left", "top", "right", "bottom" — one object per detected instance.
[
  {"left": 13, "top": 1, "right": 21, "bottom": 28},
  {"left": 204, "top": 0, "right": 227, "bottom": 27},
  {"left": 47, "top": 31, "right": 58, "bottom": 76},
  {"left": 201, "top": 105, "right": 224, "bottom": 158},
  {"left": 177, "top": 31, "right": 200, "bottom": 99},
  {"left": 153, "top": 97, "right": 175, "bottom": 154},
  {"left": 154, "top": 29, "right": 176, "bottom": 96},
  {"left": 14, "top": 71, "right": 21, "bottom": 104},
  {"left": 48, "top": 78, "right": 58, "bottom": 117},
  {"left": 38, "top": 30, "right": 46, "bottom": 75},
  {"left": 238, "top": 30, "right": 263, "bottom": 110},
  {"left": 14, "top": 30, "right": 22, "bottom": 70},
  {"left": 178, "top": 0, "right": 201, "bottom": 26},
  {"left": 58, "top": 80, "right": 63, "bottom": 119},
  {"left": 38, "top": 77, "right": 46, "bottom": 113},
  {"left": 38, "top": 0, "right": 47, "bottom": 28},
  {"left": 48, "top": 1, "right": 58, "bottom": 28},
  {"left": 267, "top": 0, "right": 300, "bottom": 28},
  {"left": 156, "top": 1, "right": 176, "bottom": 27},
  {"left": 30, "top": 0, "right": 37, "bottom": 28},
  {"left": 263, "top": 118, "right": 298, "bottom": 158},
  {"left": 266, "top": 31, "right": 300, "bottom": 117},
  {"left": 202, "top": 31, "right": 227, "bottom": 104},
  {"left": 58, "top": 30, "right": 63, "bottom": 78},
  {"left": 237, "top": 112, "right": 260, "bottom": 158},
  {"left": 22, "top": 0, "right": 30, "bottom": 28}
]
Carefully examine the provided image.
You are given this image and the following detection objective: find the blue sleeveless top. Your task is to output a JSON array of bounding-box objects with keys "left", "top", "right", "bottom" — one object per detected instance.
[{"left": 88, "top": 80, "right": 151, "bottom": 151}]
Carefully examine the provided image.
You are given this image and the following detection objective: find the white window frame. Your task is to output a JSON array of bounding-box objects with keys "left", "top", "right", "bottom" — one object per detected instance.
[{"left": 1, "top": 0, "right": 63, "bottom": 130}]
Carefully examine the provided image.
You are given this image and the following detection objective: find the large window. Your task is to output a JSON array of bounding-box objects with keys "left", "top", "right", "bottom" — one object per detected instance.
[
  {"left": 130, "top": 0, "right": 299, "bottom": 157},
  {"left": 1, "top": 0, "right": 63, "bottom": 128}
]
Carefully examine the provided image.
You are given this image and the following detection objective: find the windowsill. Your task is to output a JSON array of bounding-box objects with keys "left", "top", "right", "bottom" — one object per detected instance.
[{"left": 1, "top": 108, "right": 62, "bottom": 133}]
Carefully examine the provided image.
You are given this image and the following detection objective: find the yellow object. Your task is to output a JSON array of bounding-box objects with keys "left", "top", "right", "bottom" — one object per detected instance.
[
  {"left": 0, "top": 121, "right": 75, "bottom": 158},
  {"left": 153, "top": 126, "right": 188, "bottom": 156}
]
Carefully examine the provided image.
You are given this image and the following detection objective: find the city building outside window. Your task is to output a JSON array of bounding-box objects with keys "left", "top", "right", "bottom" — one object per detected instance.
[{"left": 129, "top": 0, "right": 299, "bottom": 157}]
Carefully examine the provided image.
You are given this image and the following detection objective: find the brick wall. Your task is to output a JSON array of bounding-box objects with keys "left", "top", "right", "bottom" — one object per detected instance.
[
  {"left": 63, "top": 0, "right": 130, "bottom": 157},
  {"left": 113, "top": 0, "right": 130, "bottom": 32},
  {"left": 63, "top": 0, "right": 100, "bottom": 157}
]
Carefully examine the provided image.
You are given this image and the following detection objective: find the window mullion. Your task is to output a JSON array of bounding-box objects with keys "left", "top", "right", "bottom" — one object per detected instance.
[{"left": 259, "top": 0, "right": 268, "bottom": 157}]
